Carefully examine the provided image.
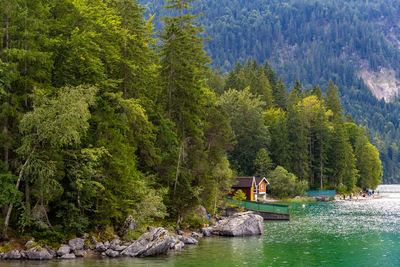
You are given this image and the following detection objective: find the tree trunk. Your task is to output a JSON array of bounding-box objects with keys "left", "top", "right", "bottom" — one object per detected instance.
[
  {"left": 2, "top": 148, "right": 34, "bottom": 241},
  {"left": 25, "top": 181, "right": 30, "bottom": 215}
]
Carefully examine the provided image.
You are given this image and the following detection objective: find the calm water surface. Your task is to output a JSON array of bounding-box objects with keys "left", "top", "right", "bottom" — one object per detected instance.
[{"left": 2, "top": 194, "right": 400, "bottom": 266}]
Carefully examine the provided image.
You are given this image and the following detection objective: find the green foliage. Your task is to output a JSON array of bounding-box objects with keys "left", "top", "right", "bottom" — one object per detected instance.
[
  {"left": 0, "top": 162, "right": 22, "bottom": 207},
  {"left": 233, "top": 189, "right": 246, "bottom": 202},
  {"left": 182, "top": 213, "right": 206, "bottom": 229},
  {"left": 143, "top": 0, "right": 397, "bottom": 184},
  {"left": 0, "top": 0, "right": 384, "bottom": 242},
  {"left": 219, "top": 87, "right": 270, "bottom": 175},
  {"left": 254, "top": 148, "right": 274, "bottom": 177},
  {"left": 31, "top": 227, "right": 67, "bottom": 247},
  {"left": 268, "top": 166, "right": 308, "bottom": 199}
]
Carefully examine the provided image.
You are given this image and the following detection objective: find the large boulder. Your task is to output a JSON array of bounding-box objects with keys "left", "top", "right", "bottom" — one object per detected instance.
[
  {"left": 95, "top": 242, "right": 107, "bottom": 252},
  {"left": 105, "top": 249, "right": 119, "bottom": 258},
  {"left": 25, "top": 246, "right": 53, "bottom": 260},
  {"left": 201, "top": 227, "right": 212, "bottom": 237},
  {"left": 209, "top": 211, "right": 264, "bottom": 236},
  {"left": 121, "top": 227, "right": 174, "bottom": 257},
  {"left": 3, "top": 250, "right": 21, "bottom": 259},
  {"left": 68, "top": 238, "right": 84, "bottom": 250},
  {"left": 57, "top": 245, "right": 71, "bottom": 256},
  {"left": 110, "top": 239, "right": 127, "bottom": 251}
]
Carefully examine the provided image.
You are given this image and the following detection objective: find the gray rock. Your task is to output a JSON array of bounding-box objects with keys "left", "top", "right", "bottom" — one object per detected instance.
[
  {"left": 91, "top": 236, "right": 97, "bottom": 244},
  {"left": 74, "top": 250, "right": 85, "bottom": 257},
  {"left": 4, "top": 250, "right": 21, "bottom": 259},
  {"left": 110, "top": 239, "right": 126, "bottom": 251},
  {"left": 177, "top": 230, "right": 184, "bottom": 235},
  {"left": 0, "top": 252, "right": 4, "bottom": 259},
  {"left": 57, "top": 245, "right": 71, "bottom": 256},
  {"left": 210, "top": 211, "right": 264, "bottom": 236},
  {"left": 174, "top": 241, "right": 185, "bottom": 250},
  {"left": 25, "top": 239, "right": 36, "bottom": 249},
  {"left": 191, "top": 232, "right": 203, "bottom": 238},
  {"left": 95, "top": 242, "right": 106, "bottom": 252},
  {"left": 25, "top": 246, "right": 53, "bottom": 260},
  {"left": 105, "top": 249, "right": 119, "bottom": 258},
  {"left": 61, "top": 253, "right": 76, "bottom": 259},
  {"left": 68, "top": 238, "right": 84, "bottom": 250},
  {"left": 121, "top": 227, "right": 174, "bottom": 257},
  {"left": 104, "top": 241, "right": 110, "bottom": 249},
  {"left": 20, "top": 250, "right": 27, "bottom": 259},
  {"left": 47, "top": 249, "right": 57, "bottom": 258},
  {"left": 180, "top": 236, "right": 198, "bottom": 245},
  {"left": 194, "top": 205, "right": 209, "bottom": 220},
  {"left": 121, "top": 215, "right": 136, "bottom": 236},
  {"left": 201, "top": 227, "right": 212, "bottom": 237}
]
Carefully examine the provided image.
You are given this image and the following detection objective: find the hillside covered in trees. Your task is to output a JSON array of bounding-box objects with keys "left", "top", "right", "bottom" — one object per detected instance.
[
  {"left": 141, "top": 0, "right": 400, "bottom": 183},
  {"left": 0, "top": 0, "right": 381, "bottom": 244}
]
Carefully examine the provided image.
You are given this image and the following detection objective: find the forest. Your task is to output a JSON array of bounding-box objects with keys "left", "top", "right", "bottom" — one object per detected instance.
[
  {"left": 141, "top": 0, "right": 400, "bottom": 183},
  {"left": 0, "top": 0, "right": 381, "bottom": 244}
]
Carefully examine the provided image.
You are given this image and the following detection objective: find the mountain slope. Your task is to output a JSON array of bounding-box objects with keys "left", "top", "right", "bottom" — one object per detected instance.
[{"left": 140, "top": 0, "right": 400, "bottom": 183}]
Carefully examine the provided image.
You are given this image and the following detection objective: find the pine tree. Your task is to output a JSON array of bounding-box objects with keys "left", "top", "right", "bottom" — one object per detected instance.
[
  {"left": 274, "top": 76, "right": 288, "bottom": 110},
  {"left": 325, "top": 79, "right": 343, "bottom": 120}
]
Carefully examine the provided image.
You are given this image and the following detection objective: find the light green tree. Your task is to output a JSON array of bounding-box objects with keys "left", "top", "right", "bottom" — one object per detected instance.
[{"left": 2, "top": 85, "right": 97, "bottom": 240}]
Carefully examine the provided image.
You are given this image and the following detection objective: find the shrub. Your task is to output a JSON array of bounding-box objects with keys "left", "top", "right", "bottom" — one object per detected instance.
[{"left": 268, "top": 166, "right": 308, "bottom": 198}]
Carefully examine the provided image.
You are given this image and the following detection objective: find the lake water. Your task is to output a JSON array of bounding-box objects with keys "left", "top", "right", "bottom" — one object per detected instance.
[{"left": 2, "top": 188, "right": 400, "bottom": 266}]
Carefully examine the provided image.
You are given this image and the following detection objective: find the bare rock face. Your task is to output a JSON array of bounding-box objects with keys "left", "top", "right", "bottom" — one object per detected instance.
[
  {"left": 191, "top": 232, "right": 203, "bottom": 238},
  {"left": 95, "top": 242, "right": 107, "bottom": 252},
  {"left": 57, "top": 245, "right": 71, "bottom": 256},
  {"left": 25, "top": 246, "right": 53, "bottom": 260},
  {"left": 201, "top": 227, "right": 212, "bottom": 237},
  {"left": 105, "top": 249, "right": 119, "bottom": 258},
  {"left": 68, "top": 238, "right": 84, "bottom": 251},
  {"left": 213, "top": 211, "right": 263, "bottom": 236},
  {"left": 206, "top": 211, "right": 264, "bottom": 237},
  {"left": 3, "top": 250, "right": 22, "bottom": 260},
  {"left": 121, "top": 227, "right": 174, "bottom": 257}
]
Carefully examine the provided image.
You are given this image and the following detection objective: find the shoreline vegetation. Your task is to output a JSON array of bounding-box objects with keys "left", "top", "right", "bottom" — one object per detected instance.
[{"left": 0, "top": 0, "right": 383, "bottom": 260}]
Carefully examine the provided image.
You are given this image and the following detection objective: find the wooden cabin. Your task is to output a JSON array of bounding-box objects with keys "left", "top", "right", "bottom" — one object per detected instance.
[{"left": 230, "top": 176, "right": 269, "bottom": 201}]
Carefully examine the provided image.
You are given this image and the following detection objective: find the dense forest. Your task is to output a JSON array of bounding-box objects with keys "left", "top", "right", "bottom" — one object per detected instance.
[
  {"left": 141, "top": 0, "right": 400, "bottom": 183},
  {"left": 0, "top": 0, "right": 381, "bottom": 244}
]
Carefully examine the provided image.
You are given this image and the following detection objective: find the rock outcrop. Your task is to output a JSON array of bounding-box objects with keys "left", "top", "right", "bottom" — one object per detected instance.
[
  {"left": 24, "top": 246, "right": 54, "bottom": 260},
  {"left": 202, "top": 211, "right": 263, "bottom": 237},
  {"left": 68, "top": 238, "right": 84, "bottom": 251},
  {"left": 121, "top": 227, "right": 174, "bottom": 257},
  {"left": 57, "top": 245, "right": 71, "bottom": 256}
]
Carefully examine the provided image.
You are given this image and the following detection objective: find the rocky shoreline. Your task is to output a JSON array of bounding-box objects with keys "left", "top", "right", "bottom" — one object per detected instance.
[{"left": 0, "top": 211, "right": 263, "bottom": 261}]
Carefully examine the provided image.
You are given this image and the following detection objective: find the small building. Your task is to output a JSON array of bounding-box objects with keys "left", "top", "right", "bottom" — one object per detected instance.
[{"left": 230, "top": 176, "right": 269, "bottom": 201}]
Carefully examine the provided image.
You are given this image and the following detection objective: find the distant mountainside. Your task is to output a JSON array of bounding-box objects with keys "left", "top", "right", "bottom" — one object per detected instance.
[{"left": 140, "top": 0, "right": 400, "bottom": 183}]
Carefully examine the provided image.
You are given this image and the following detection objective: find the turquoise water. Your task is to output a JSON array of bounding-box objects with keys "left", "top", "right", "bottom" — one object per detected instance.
[{"left": 2, "top": 197, "right": 400, "bottom": 266}]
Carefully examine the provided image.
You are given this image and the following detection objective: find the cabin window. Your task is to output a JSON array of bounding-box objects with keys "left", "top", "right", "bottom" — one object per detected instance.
[{"left": 261, "top": 184, "right": 264, "bottom": 190}]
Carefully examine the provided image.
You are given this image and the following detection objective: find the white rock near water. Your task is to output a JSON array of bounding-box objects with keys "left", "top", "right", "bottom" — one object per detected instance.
[{"left": 202, "top": 211, "right": 264, "bottom": 237}]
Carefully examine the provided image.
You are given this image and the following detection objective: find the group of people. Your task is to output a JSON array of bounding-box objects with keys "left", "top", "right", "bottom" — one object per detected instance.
[{"left": 341, "top": 190, "right": 375, "bottom": 200}]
